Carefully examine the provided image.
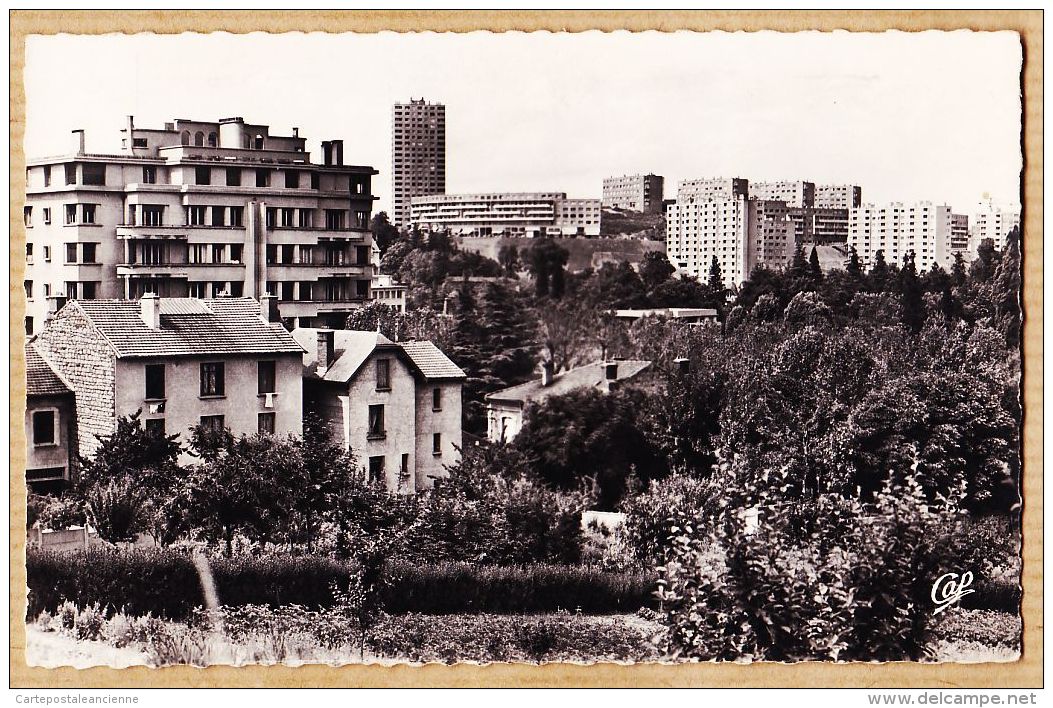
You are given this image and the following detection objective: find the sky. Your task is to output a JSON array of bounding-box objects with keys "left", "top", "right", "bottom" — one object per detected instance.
[{"left": 23, "top": 30, "right": 1022, "bottom": 215}]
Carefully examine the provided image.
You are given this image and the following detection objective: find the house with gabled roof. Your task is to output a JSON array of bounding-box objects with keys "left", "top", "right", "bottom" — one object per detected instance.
[
  {"left": 292, "top": 327, "right": 466, "bottom": 493},
  {"left": 33, "top": 294, "right": 305, "bottom": 463},
  {"left": 485, "top": 359, "right": 654, "bottom": 443},
  {"left": 24, "top": 341, "right": 78, "bottom": 493}
]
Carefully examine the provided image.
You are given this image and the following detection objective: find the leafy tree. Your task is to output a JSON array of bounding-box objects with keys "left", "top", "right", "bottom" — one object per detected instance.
[
  {"left": 535, "top": 299, "right": 597, "bottom": 373},
  {"left": 369, "top": 212, "right": 400, "bottom": 255},
  {"left": 379, "top": 239, "right": 414, "bottom": 276},
  {"left": 586, "top": 261, "right": 651, "bottom": 309},
  {"left": 869, "top": 249, "right": 890, "bottom": 291},
  {"left": 707, "top": 255, "right": 723, "bottom": 291},
  {"left": 498, "top": 243, "right": 521, "bottom": 276},
  {"left": 898, "top": 251, "right": 925, "bottom": 334},
  {"left": 950, "top": 252, "right": 968, "bottom": 287},
  {"left": 989, "top": 235, "right": 1021, "bottom": 348},
  {"left": 84, "top": 476, "right": 147, "bottom": 544},
  {"left": 639, "top": 251, "right": 676, "bottom": 290},
  {"left": 648, "top": 275, "right": 711, "bottom": 309},
  {"left": 77, "top": 409, "right": 182, "bottom": 490},
  {"left": 525, "top": 238, "right": 570, "bottom": 298},
  {"left": 784, "top": 291, "right": 833, "bottom": 328},
  {"left": 970, "top": 238, "right": 1000, "bottom": 284},
  {"left": 293, "top": 414, "right": 359, "bottom": 552},
  {"left": 846, "top": 244, "right": 863, "bottom": 277},
  {"left": 789, "top": 243, "right": 809, "bottom": 279}
]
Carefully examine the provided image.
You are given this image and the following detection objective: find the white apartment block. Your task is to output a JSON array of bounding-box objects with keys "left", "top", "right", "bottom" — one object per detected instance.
[
  {"left": 749, "top": 180, "right": 815, "bottom": 208},
  {"left": 815, "top": 184, "right": 863, "bottom": 209},
  {"left": 970, "top": 201, "right": 1021, "bottom": 252},
  {"left": 410, "top": 192, "right": 601, "bottom": 237},
  {"left": 847, "top": 202, "right": 953, "bottom": 273},
  {"left": 391, "top": 99, "right": 446, "bottom": 228},
  {"left": 601, "top": 173, "right": 665, "bottom": 214},
  {"left": 666, "top": 190, "right": 797, "bottom": 290},
  {"left": 23, "top": 116, "right": 377, "bottom": 335},
  {"left": 677, "top": 177, "right": 749, "bottom": 201},
  {"left": 950, "top": 213, "right": 970, "bottom": 256}
]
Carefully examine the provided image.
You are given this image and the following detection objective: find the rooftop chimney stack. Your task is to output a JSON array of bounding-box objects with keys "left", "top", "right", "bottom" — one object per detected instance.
[
  {"left": 604, "top": 362, "right": 619, "bottom": 381},
  {"left": 332, "top": 139, "right": 344, "bottom": 166},
  {"left": 72, "top": 129, "right": 85, "bottom": 154},
  {"left": 140, "top": 293, "right": 161, "bottom": 329},
  {"left": 541, "top": 359, "right": 555, "bottom": 387},
  {"left": 292, "top": 127, "right": 299, "bottom": 137},
  {"left": 45, "top": 295, "right": 67, "bottom": 321},
  {"left": 125, "top": 115, "right": 135, "bottom": 153},
  {"left": 260, "top": 294, "right": 280, "bottom": 323},
  {"left": 321, "top": 141, "right": 333, "bottom": 166},
  {"left": 317, "top": 330, "right": 336, "bottom": 372}
]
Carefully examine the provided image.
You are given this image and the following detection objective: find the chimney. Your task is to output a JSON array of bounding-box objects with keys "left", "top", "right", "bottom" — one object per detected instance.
[
  {"left": 317, "top": 330, "right": 336, "bottom": 372},
  {"left": 140, "top": 293, "right": 160, "bottom": 329},
  {"left": 292, "top": 127, "right": 299, "bottom": 138},
  {"left": 321, "top": 141, "right": 333, "bottom": 166},
  {"left": 45, "top": 295, "right": 67, "bottom": 320},
  {"left": 71, "top": 129, "right": 85, "bottom": 154},
  {"left": 126, "top": 115, "right": 135, "bottom": 153},
  {"left": 332, "top": 139, "right": 344, "bottom": 166},
  {"left": 260, "top": 294, "right": 280, "bottom": 323},
  {"left": 674, "top": 357, "right": 690, "bottom": 376},
  {"left": 604, "top": 362, "right": 619, "bottom": 381},
  {"left": 541, "top": 359, "right": 555, "bottom": 387}
]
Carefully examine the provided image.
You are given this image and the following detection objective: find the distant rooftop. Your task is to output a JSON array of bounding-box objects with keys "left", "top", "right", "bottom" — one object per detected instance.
[
  {"left": 486, "top": 359, "right": 652, "bottom": 406},
  {"left": 293, "top": 328, "right": 465, "bottom": 383}
]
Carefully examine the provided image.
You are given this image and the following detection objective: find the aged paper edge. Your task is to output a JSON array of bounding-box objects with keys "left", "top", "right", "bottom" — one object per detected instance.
[{"left": 8, "top": 9, "right": 1043, "bottom": 689}]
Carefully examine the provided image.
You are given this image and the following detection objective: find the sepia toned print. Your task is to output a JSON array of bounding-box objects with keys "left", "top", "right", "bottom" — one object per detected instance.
[{"left": 11, "top": 14, "right": 1038, "bottom": 688}]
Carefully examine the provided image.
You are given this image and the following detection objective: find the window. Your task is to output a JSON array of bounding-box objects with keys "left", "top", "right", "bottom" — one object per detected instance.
[
  {"left": 24, "top": 316, "right": 33, "bottom": 335},
  {"left": 188, "top": 244, "right": 207, "bottom": 264},
  {"left": 200, "top": 414, "right": 225, "bottom": 432},
  {"left": 256, "top": 169, "right": 269, "bottom": 188},
  {"left": 65, "top": 282, "right": 79, "bottom": 299},
  {"left": 142, "top": 242, "right": 165, "bottom": 265},
  {"left": 142, "top": 205, "right": 164, "bottom": 226},
  {"left": 200, "top": 362, "right": 225, "bottom": 397},
  {"left": 212, "top": 245, "right": 225, "bottom": 264},
  {"left": 258, "top": 413, "right": 276, "bottom": 435},
  {"left": 368, "top": 456, "right": 385, "bottom": 484},
  {"left": 433, "top": 433, "right": 442, "bottom": 455},
  {"left": 298, "top": 281, "right": 312, "bottom": 301},
  {"left": 401, "top": 453, "right": 410, "bottom": 479},
  {"left": 188, "top": 282, "right": 206, "bottom": 298},
  {"left": 145, "top": 364, "right": 165, "bottom": 400},
  {"left": 32, "top": 410, "right": 56, "bottom": 446},
  {"left": 211, "top": 207, "right": 225, "bottom": 227},
  {"left": 230, "top": 244, "right": 243, "bottom": 263},
  {"left": 195, "top": 167, "right": 211, "bottom": 185},
  {"left": 280, "top": 208, "right": 295, "bottom": 227},
  {"left": 134, "top": 137, "right": 149, "bottom": 149},
  {"left": 64, "top": 164, "right": 77, "bottom": 185},
  {"left": 229, "top": 281, "right": 244, "bottom": 297},
  {"left": 299, "top": 209, "right": 314, "bottom": 228},
  {"left": 432, "top": 387, "right": 442, "bottom": 411},
  {"left": 376, "top": 359, "right": 391, "bottom": 390},
  {"left": 266, "top": 244, "right": 277, "bottom": 265},
  {"left": 24, "top": 206, "right": 32, "bottom": 227},
  {"left": 82, "top": 243, "right": 97, "bottom": 263},
  {"left": 311, "top": 173, "right": 320, "bottom": 190},
  {"left": 42, "top": 208, "right": 51, "bottom": 225},
  {"left": 258, "top": 360, "right": 276, "bottom": 394},
  {"left": 229, "top": 206, "right": 244, "bottom": 227},
  {"left": 82, "top": 204, "right": 96, "bottom": 224},
  {"left": 142, "top": 166, "right": 157, "bottom": 184},
  {"left": 65, "top": 243, "right": 78, "bottom": 264},
  {"left": 285, "top": 170, "right": 299, "bottom": 189},
  {"left": 145, "top": 418, "right": 165, "bottom": 437},
  {"left": 325, "top": 210, "right": 345, "bottom": 230},
  {"left": 64, "top": 204, "right": 77, "bottom": 225},
  {"left": 367, "top": 404, "right": 385, "bottom": 438},
  {"left": 80, "top": 282, "right": 97, "bottom": 300},
  {"left": 189, "top": 206, "right": 207, "bottom": 226},
  {"left": 43, "top": 246, "right": 50, "bottom": 262},
  {"left": 266, "top": 208, "right": 276, "bottom": 228},
  {"left": 26, "top": 243, "right": 33, "bottom": 263},
  {"left": 298, "top": 246, "right": 313, "bottom": 264},
  {"left": 24, "top": 280, "right": 32, "bottom": 299},
  {"left": 82, "top": 163, "right": 106, "bottom": 186},
  {"left": 226, "top": 168, "right": 241, "bottom": 187},
  {"left": 43, "top": 165, "right": 51, "bottom": 187}
]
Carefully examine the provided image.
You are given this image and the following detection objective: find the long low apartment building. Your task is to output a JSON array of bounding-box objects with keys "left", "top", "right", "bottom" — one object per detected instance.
[
  {"left": 410, "top": 192, "right": 601, "bottom": 237},
  {"left": 847, "top": 202, "right": 954, "bottom": 272},
  {"left": 665, "top": 177, "right": 799, "bottom": 290},
  {"left": 23, "top": 116, "right": 378, "bottom": 334},
  {"left": 602, "top": 173, "right": 665, "bottom": 214}
]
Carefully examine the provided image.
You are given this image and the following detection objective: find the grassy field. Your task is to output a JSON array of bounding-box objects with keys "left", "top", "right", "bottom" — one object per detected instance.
[{"left": 455, "top": 235, "right": 665, "bottom": 272}]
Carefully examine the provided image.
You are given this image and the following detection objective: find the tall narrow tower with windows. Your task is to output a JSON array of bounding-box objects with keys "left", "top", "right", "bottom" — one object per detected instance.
[{"left": 391, "top": 99, "right": 446, "bottom": 228}]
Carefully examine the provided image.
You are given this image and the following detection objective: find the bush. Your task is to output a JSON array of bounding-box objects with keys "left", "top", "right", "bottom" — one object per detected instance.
[
  {"left": 620, "top": 473, "right": 720, "bottom": 566},
  {"left": 27, "top": 547, "right": 654, "bottom": 620}
]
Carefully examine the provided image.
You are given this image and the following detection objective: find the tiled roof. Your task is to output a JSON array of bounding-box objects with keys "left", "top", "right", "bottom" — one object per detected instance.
[
  {"left": 25, "top": 342, "right": 72, "bottom": 397},
  {"left": 73, "top": 298, "right": 304, "bottom": 358},
  {"left": 399, "top": 341, "right": 466, "bottom": 380},
  {"left": 486, "top": 360, "right": 652, "bottom": 405},
  {"left": 293, "top": 328, "right": 396, "bottom": 382}
]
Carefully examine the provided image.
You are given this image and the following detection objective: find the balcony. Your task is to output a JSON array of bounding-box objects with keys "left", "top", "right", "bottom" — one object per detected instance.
[
  {"left": 275, "top": 299, "right": 369, "bottom": 316},
  {"left": 158, "top": 144, "right": 312, "bottom": 164},
  {"left": 266, "top": 227, "right": 368, "bottom": 244},
  {"left": 264, "top": 263, "right": 369, "bottom": 280},
  {"left": 117, "top": 262, "right": 246, "bottom": 278}
]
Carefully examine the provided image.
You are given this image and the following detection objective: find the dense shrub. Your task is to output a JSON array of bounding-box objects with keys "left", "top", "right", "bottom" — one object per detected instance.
[
  {"left": 27, "top": 547, "right": 653, "bottom": 620},
  {"left": 620, "top": 473, "right": 720, "bottom": 566}
]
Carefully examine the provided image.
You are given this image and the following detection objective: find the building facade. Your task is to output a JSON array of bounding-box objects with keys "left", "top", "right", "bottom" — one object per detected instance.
[
  {"left": 847, "top": 202, "right": 953, "bottom": 272},
  {"left": 25, "top": 342, "right": 77, "bottom": 493},
  {"left": 815, "top": 184, "right": 863, "bottom": 209},
  {"left": 23, "top": 116, "right": 377, "bottom": 334},
  {"left": 411, "top": 192, "right": 601, "bottom": 237},
  {"left": 371, "top": 274, "right": 408, "bottom": 313},
  {"left": 748, "top": 180, "right": 815, "bottom": 208},
  {"left": 950, "top": 213, "right": 971, "bottom": 257},
  {"left": 785, "top": 206, "right": 851, "bottom": 245},
  {"left": 32, "top": 295, "right": 304, "bottom": 464},
  {"left": 391, "top": 99, "right": 446, "bottom": 228},
  {"left": 601, "top": 174, "right": 665, "bottom": 213},
  {"left": 970, "top": 201, "right": 1021, "bottom": 252},
  {"left": 665, "top": 177, "right": 800, "bottom": 289},
  {"left": 293, "top": 329, "right": 465, "bottom": 493}
]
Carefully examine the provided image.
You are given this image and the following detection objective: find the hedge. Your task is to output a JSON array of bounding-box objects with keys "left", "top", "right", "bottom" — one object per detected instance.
[{"left": 26, "top": 547, "right": 656, "bottom": 620}]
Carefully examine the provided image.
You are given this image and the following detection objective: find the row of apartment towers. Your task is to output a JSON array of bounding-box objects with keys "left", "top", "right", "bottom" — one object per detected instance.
[{"left": 22, "top": 113, "right": 436, "bottom": 336}]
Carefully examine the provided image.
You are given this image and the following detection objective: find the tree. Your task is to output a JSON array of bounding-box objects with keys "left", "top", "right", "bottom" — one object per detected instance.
[
  {"left": 293, "top": 414, "right": 359, "bottom": 552},
  {"left": 369, "top": 212, "right": 400, "bottom": 255},
  {"left": 707, "top": 256, "right": 723, "bottom": 291},
  {"left": 535, "top": 300, "right": 597, "bottom": 373},
  {"left": 84, "top": 476, "right": 147, "bottom": 544},
  {"left": 498, "top": 243, "right": 520, "bottom": 276},
  {"left": 869, "top": 249, "right": 890, "bottom": 291},
  {"left": 639, "top": 251, "right": 676, "bottom": 290},
  {"left": 846, "top": 244, "right": 863, "bottom": 277},
  {"left": 789, "top": 243, "right": 809, "bottom": 279},
  {"left": 379, "top": 239, "right": 414, "bottom": 276},
  {"left": 898, "top": 251, "right": 925, "bottom": 334},
  {"left": 649, "top": 275, "right": 711, "bottom": 309},
  {"left": 990, "top": 235, "right": 1021, "bottom": 348},
  {"left": 586, "top": 261, "right": 651, "bottom": 309},
  {"left": 77, "top": 409, "right": 183, "bottom": 490},
  {"left": 970, "top": 238, "right": 1000, "bottom": 284},
  {"left": 526, "top": 238, "right": 570, "bottom": 298},
  {"left": 808, "top": 246, "right": 823, "bottom": 282},
  {"left": 950, "top": 252, "right": 968, "bottom": 287}
]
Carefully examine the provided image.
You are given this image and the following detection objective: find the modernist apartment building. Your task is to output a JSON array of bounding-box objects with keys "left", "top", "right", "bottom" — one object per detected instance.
[
  {"left": 847, "top": 202, "right": 953, "bottom": 273},
  {"left": 785, "top": 207, "right": 851, "bottom": 245},
  {"left": 33, "top": 295, "right": 305, "bottom": 463},
  {"left": 293, "top": 328, "right": 465, "bottom": 493},
  {"left": 748, "top": 180, "right": 816, "bottom": 208},
  {"left": 815, "top": 184, "right": 863, "bottom": 209},
  {"left": 665, "top": 180, "right": 799, "bottom": 289},
  {"left": 371, "top": 274, "right": 408, "bottom": 313},
  {"left": 951, "top": 213, "right": 970, "bottom": 256},
  {"left": 25, "top": 342, "right": 78, "bottom": 493},
  {"left": 601, "top": 174, "right": 665, "bottom": 214},
  {"left": 970, "top": 201, "right": 1021, "bottom": 252},
  {"left": 411, "top": 192, "right": 602, "bottom": 237},
  {"left": 391, "top": 99, "right": 446, "bottom": 228},
  {"left": 23, "top": 116, "right": 377, "bottom": 334},
  {"left": 485, "top": 360, "right": 653, "bottom": 444}
]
